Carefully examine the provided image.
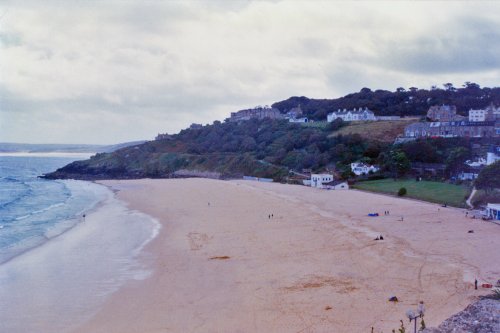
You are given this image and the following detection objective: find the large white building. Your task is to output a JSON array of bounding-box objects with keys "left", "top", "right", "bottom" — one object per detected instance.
[
  {"left": 310, "top": 174, "right": 333, "bottom": 188},
  {"left": 327, "top": 107, "right": 376, "bottom": 122},
  {"left": 469, "top": 109, "right": 488, "bottom": 122},
  {"left": 468, "top": 104, "right": 500, "bottom": 122}
]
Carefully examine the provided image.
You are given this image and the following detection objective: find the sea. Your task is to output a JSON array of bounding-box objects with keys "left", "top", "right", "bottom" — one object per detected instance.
[{"left": 0, "top": 154, "right": 160, "bottom": 332}]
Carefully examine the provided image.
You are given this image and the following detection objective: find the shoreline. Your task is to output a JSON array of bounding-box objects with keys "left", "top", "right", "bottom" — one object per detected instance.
[
  {"left": 0, "top": 180, "right": 106, "bottom": 266},
  {"left": 0, "top": 181, "right": 160, "bottom": 333},
  {"left": 73, "top": 178, "right": 500, "bottom": 332}
]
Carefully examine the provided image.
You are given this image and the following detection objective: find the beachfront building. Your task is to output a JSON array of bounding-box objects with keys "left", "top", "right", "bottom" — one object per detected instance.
[
  {"left": 327, "top": 107, "right": 376, "bottom": 122},
  {"left": 323, "top": 180, "right": 349, "bottom": 190},
  {"left": 484, "top": 203, "right": 500, "bottom": 221},
  {"left": 311, "top": 173, "right": 333, "bottom": 188},
  {"left": 351, "top": 162, "right": 380, "bottom": 176}
]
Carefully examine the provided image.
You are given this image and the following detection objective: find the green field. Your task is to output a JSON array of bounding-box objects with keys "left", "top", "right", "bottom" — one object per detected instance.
[{"left": 352, "top": 179, "right": 470, "bottom": 207}]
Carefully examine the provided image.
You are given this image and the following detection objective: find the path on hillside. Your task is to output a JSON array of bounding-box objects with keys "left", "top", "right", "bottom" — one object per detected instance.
[{"left": 466, "top": 187, "right": 477, "bottom": 208}]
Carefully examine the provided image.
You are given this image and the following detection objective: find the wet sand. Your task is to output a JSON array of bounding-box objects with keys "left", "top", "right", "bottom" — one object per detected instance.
[{"left": 73, "top": 178, "right": 500, "bottom": 333}]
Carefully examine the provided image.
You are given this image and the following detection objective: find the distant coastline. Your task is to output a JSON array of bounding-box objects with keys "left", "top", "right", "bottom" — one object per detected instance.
[{"left": 0, "top": 152, "right": 95, "bottom": 159}]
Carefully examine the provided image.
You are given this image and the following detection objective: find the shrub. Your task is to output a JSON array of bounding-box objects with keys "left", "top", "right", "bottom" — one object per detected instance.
[{"left": 398, "top": 187, "right": 407, "bottom": 196}]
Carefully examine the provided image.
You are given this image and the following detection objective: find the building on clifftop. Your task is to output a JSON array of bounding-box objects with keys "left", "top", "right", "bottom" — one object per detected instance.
[
  {"left": 426, "top": 105, "right": 465, "bottom": 122},
  {"left": 327, "top": 107, "right": 376, "bottom": 122},
  {"left": 227, "top": 106, "right": 284, "bottom": 122}
]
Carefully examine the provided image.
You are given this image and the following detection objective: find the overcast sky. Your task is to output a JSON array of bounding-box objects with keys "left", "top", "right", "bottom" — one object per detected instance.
[{"left": 1, "top": 1, "right": 499, "bottom": 144}]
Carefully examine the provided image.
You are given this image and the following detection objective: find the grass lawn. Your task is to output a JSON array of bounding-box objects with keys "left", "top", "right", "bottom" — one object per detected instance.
[{"left": 352, "top": 178, "right": 471, "bottom": 207}]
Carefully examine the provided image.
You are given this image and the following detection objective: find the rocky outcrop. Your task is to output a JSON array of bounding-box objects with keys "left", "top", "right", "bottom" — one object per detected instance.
[{"left": 422, "top": 298, "right": 499, "bottom": 333}]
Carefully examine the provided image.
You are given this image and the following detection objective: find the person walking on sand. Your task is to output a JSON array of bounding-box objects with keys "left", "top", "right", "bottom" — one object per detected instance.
[{"left": 475, "top": 279, "right": 478, "bottom": 290}]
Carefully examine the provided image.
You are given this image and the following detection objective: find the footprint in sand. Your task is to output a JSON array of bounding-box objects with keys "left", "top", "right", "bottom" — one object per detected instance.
[{"left": 187, "top": 232, "right": 211, "bottom": 250}]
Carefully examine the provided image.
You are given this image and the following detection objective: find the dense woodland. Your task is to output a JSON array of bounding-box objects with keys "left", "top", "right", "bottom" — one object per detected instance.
[
  {"left": 272, "top": 83, "right": 500, "bottom": 120},
  {"left": 46, "top": 116, "right": 498, "bottom": 184}
]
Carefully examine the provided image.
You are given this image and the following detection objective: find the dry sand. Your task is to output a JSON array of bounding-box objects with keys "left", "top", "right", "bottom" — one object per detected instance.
[{"left": 74, "top": 179, "right": 500, "bottom": 333}]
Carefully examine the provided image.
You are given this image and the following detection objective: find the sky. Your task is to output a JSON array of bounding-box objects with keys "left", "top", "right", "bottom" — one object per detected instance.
[{"left": 1, "top": 0, "right": 499, "bottom": 144}]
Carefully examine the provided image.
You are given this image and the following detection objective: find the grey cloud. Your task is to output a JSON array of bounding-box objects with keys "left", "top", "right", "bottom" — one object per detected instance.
[
  {"left": 373, "top": 17, "right": 500, "bottom": 74},
  {"left": 1, "top": 1, "right": 500, "bottom": 144}
]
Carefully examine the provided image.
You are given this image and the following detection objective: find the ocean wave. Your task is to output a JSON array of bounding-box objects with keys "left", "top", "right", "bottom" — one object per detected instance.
[
  {"left": 14, "top": 202, "right": 66, "bottom": 221},
  {"left": 0, "top": 188, "right": 33, "bottom": 210}
]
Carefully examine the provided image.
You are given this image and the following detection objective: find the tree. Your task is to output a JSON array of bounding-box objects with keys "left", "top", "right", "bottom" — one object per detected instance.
[
  {"left": 445, "top": 147, "right": 471, "bottom": 176},
  {"left": 463, "top": 81, "right": 480, "bottom": 90},
  {"left": 384, "top": 150, "right": 410, "bottom": 177},
  {"left": 443, "top": 83, "right": 455, "bottom": 91},
  {"left": 475, "top": 161, "right": 500, "bottom": 193}
]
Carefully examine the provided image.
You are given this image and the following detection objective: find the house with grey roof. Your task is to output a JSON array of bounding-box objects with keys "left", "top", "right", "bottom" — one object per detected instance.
[{"left": 327, "top": 107, "right": 376, "bottom": 122}]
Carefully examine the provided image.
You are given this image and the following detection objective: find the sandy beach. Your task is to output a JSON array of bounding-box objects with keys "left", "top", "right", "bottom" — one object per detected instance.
[{"left": 74, "top": 178, "right": 500, "bottom": 333}]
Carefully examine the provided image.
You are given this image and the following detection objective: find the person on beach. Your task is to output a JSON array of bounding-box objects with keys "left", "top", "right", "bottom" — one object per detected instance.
[
  {"left": 82, "top": 214, "right": 86, "bottom": 221},
  {"left": 475, "top": 279, "right": 478, "bottom": 290}
]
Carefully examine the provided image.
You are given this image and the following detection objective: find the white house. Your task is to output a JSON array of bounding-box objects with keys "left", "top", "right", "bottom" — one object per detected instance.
[
  {"left": 457, "top": 171, "right": 479, "bottom": 181},
  {"left": 487, "top": 146, "right": 500, "bottom": 165},
  {"left": 289, "top": 117, "right": 309, "bottom": 123},
  {"left": 469, "top": 109, "right": 487, "bottom": 122},
  {"left": 351, "top": 162, "right": 380, "bottom": 176},
  {"left": 469, "top": 104, "right": 500, "bottom": 122},
  {"left": 484, "top": 203, "right": 500, "bottom": 221},
  {"left": 324, "top": 180, "right": 349, "bottom": 190},
  {"left": 327, "top": 107, "right": 376, "bottom": 122},
  {"left": 465, "top": 158, "right": 487, "bottom": 167},
  {"left": 311, "top": 174, "right": 333, "bottom": 188}
]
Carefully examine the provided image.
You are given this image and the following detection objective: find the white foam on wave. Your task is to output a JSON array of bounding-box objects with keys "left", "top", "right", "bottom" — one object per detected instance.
[{"left": 0, "top": 182, "right": 160, "bottom": 333}]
